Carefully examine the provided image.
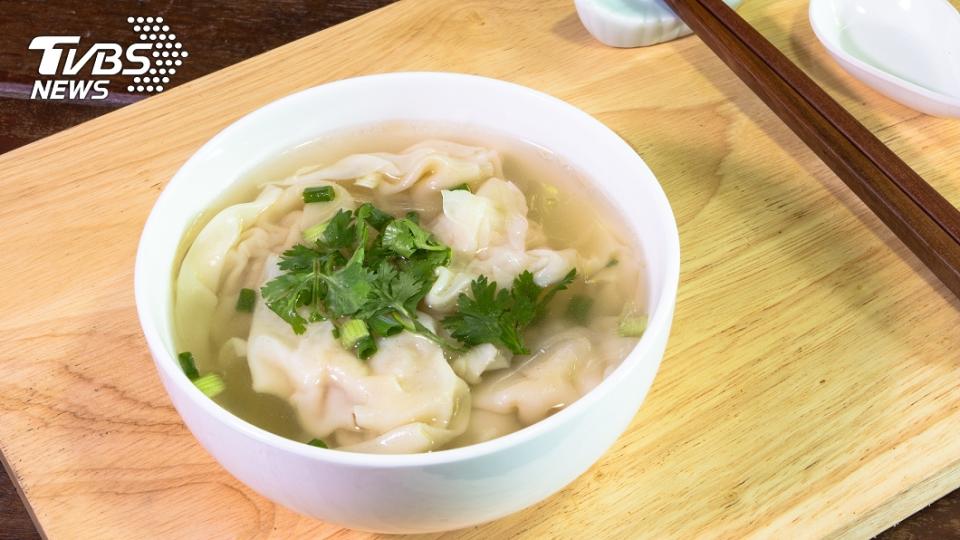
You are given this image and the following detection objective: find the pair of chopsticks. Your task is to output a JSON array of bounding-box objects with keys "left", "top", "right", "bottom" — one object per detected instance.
[{"left": 662, "top": 0, "right": 960, "bottom": 299}]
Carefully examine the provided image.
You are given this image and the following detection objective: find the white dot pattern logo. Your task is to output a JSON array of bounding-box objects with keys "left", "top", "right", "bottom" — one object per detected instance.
[{"left": 126, "top": 16, "right": 186, "bottom": 94}]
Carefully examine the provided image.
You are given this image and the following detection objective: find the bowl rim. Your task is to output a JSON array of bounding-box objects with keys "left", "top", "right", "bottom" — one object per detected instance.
[{"left": 135, "top": 71, "right": 680, "bottom": 468}]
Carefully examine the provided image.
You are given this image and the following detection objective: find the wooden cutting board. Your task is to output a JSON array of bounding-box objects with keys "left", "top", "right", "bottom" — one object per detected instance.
[{"left": 2, "top": 0, "right": 959, "bottom": 537}]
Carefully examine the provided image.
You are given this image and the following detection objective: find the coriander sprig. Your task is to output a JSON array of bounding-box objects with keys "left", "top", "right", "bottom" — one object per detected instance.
[
  {"left": 442, "top": 269, "right": 576, "bottom": 355},
  {"left": 260, "top": 199, "right": 454, "bottom": 359},
  {"left": 260, "top": 190, "right": 576, "bottom": 360}
]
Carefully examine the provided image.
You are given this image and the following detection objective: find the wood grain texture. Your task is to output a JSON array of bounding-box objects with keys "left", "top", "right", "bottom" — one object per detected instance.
[
  {"left": 1, "top": 0, "right": 959, "bottom": 538},
  {"left": 663, "top": 0, "right": 960, "bottom": 301},
  {"left": 0, "top": 2, "right": 398, "bottom": 536}
]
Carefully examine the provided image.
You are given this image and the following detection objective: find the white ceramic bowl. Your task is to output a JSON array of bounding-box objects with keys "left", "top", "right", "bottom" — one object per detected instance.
[{"left": 135, "top": 72, "right": 679, "bottom": 533}]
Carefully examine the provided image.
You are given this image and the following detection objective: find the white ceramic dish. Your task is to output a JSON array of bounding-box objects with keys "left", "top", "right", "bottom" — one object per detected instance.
[
  {"left": 575, "top": 0, "right": 742, "bottom": 48},
  {"left": 809, "top": 0, "right": 960, "bottom": 117},
  {"left": 135, "top": 72, "right": 680, "bottom": 533}
]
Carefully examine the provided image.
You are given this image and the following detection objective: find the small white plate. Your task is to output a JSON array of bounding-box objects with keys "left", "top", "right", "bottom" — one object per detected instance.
[
  {"left": 809, "top": 0, "right": 960, "bottom": 117},
  {"left": 575, "top": 0, "right": 742, "bottom": 48}
]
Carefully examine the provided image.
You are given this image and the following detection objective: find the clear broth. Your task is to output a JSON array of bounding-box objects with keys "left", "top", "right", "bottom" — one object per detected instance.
[{"left": 176, "top": 121, "right": 647, "bottom": 448}]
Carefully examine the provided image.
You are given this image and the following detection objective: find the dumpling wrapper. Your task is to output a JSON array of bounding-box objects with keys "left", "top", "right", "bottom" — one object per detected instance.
[
  {"left": 174, "top": 140, "right": 638, "bottom": 455},
  {"left": 451, "top": 343, "right": 510, "bottom": 385},
  {"left": 174, "top": 181, "right": 354, "bottom": 369},
  {"left": 471, "top": 328, "right": 604, "bottom": 425},
  {"left": 175, "top": 185, "right": 283, "bottom": 366},
  {"left": 287, "top": 140, "right": 502, "bottom": 201},
  {"left": 428, "top": 178, "right": 578, "bottom": 300},
  {"left": 246, "top": 275, "right": 471, "bottom": 453}
]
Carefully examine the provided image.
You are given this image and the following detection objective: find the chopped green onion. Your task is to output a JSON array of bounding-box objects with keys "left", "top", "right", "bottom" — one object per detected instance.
[
  {"left": 450, "top": 183, "right": 471, "bottom": 192},
  {"left": 339, "top": 319, "right": 370, "bottom": 350},
  {"left": 303, "top": 185, "right": 336, "bottom": 203},
  {"left": 368, "top": 312, "right": 405, "bottom": 337},
  {"left": 606, "top": 258, "right": 619, "bottom": 268},
  {"left": 303, "top": 222, "right": 327, "bottom": 243},
  {"left": 307, "top": 438, "right": 328, "bottom": 448},
  {"left": 178, "top": 351, "right": 199, "bottom": 380},
  {"left": 235, "top": 288, "right": 256, "bottom": 312},
  {"left": 618, "top": 315, "right": 647, "bottom": 337},
  {"left": 356, "top": 203, "right": 393, "bottom": 231},
  {"left": 355, "top": 335, "right": 378, "bottom": 360},
  {"left": 193, "top": 373, "right": 225, "bottom": 397},
  {"left": 566, "top": 295, "right": 593, "bottom": 325}
]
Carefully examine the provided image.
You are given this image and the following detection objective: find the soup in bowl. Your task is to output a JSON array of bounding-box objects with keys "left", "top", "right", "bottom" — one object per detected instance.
[{"left": 135, "top": 72, "right": 679, "bottom": 533}]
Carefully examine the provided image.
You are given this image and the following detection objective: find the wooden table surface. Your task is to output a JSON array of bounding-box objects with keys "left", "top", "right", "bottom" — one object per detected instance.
[{"left": 1, "top": 1, "right": 959, "bottom": 538}]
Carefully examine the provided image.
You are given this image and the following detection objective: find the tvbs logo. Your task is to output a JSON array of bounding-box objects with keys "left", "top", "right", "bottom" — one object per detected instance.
[{"left": 29, "top": 17, "right": 187, "bottom": 100}]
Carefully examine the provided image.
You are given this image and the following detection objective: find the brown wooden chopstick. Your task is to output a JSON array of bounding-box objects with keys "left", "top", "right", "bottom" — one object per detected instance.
[{"left": 662, "top": 0, "right": 960, "bottom": 299}]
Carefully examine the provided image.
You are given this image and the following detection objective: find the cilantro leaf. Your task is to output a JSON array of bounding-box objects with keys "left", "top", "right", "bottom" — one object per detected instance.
[
  {"left": 318, "top": 209, "right": 356, "bottom": 249},
  {"left": 536, "top": 268, "right": 576, "bottom": 319},
  {"left": 320, "top": 247, "right": 373, "bottom": 317},
  {"left": 443, "top": 275, "right": 510, "bottom": 350},
  {"left": 442, "top": 269, "right": 577, "bottom": 355},
  {"left": 392, "top": 271, "right": 425, "bottom": 313},
  {"left": 261, "top": 271, "right": 313, "bottom": 334},
  {"left": 366, "top": 261, "right": 424, "bottom": 315},
  {"left": 355, "top": 259, "right": 464, "bottom": 351},
  {"left": 259, "top": 202, "right": 587, "bottom": 359},
  {"left": 405, "top": 248, "right": 450, "bottom": 277},
  {"left": 381, "top": 218, "right": 449, "bottom": 258},
  {"left": 277, "top": 244, "right": 323, "bottom": 272},
  {"left": 356, "top": 262, "right": 426, "bottom": 333},
  {"left": 355, "top": 203, "right": 393, "bottom": 232},
  {"left": 509, "top": 270, "right": 541, "bottom": 328}
]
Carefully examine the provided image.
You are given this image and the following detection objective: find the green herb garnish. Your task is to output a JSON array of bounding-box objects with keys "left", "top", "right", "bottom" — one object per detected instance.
[
  {"left": 236, "top": 288, "right": 256, "bottom": 312},
  {"left": 307, "top": 438, "right": 328, "bottom": 448},
  {"left": 442, "top": 269, "right": 576, "bottom": 355},
  {"left": 319, "top": 247, "right": 374, "bottom": 317},
  {"left": 566, "top": 295, "right": 593, "bottom": 325},
  {"left": 178, "top": 351, "right": 199, "bottom": 380},
  {"left": 179, "top": 351, "right": 223, "bottom": 396},
  {"left": 339, "top": 318, "right": 369, "bottom": 349},
  {"left": 618, "top": 315, "right": 647, "bottom": 337},
  {"left": 193, "top": 373, "right": 225, "bottom": 397},
  {"left": 260, "top": 203, "right": 575, "bottom": 358},
  {"left": 260, "top": 206, "right": 455, "bottom": 356},
  {"left": 356, "top": 203, "right": 393, "bottom": 231},
  {"left": 319, "top": 208, "right": 357, "bottom": 248},
  {"left": 260, "top": 257, "right": 321, "bottom": 334},
  {"left": 355, "top": 336, "right": 377, "bottom": 359},
  {"left": 303, "top": 185, "right": 336, "bottom": 203},
  {"left": 381, "top": 218, "right": 450, "bottom": 258}
]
